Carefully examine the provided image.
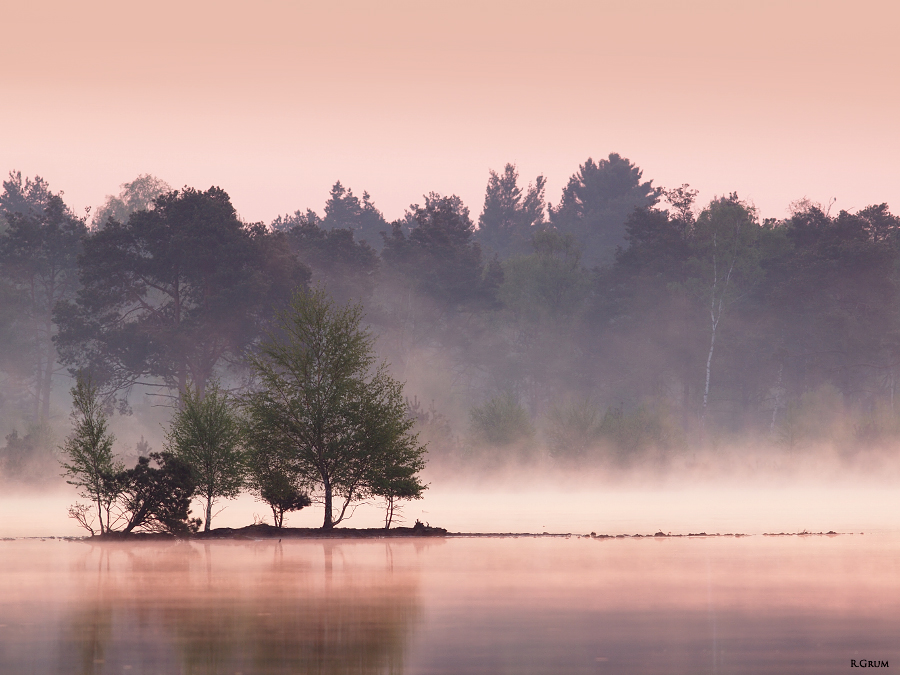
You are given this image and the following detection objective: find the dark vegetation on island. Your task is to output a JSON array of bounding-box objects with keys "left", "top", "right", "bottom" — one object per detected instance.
[{"left": 1, "top": 155, "right": 900, "bottom": 533}]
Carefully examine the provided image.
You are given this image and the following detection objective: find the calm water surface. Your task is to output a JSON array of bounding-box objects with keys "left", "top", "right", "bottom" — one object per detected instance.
[{"left": 0, "top": 534, "right": 897, "bottom": 674}]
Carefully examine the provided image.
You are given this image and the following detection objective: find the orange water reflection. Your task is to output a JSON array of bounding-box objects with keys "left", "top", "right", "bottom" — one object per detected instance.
[{"left": 0, "top": 535, "right": 897, "bottom": 674}]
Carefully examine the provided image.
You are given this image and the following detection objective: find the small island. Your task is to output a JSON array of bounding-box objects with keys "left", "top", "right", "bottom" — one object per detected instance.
[{"left": 59, "top": 287, "right": 427, "bottom": 538}]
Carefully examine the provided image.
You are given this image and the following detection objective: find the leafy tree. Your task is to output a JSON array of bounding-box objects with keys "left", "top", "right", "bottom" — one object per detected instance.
[
  {"left": 761, "top": 203, "right": 898, "bottom": 419},
  {"left": 244, "top": 288, "right": 427, "bottom": 529},
  {"left": 372, "top": 443, "right": 427, "bottom": 530},
  {"left": 166, "top": 383, "right": 245, "bottom": 532},
  {"left": 245, "top": 434, "right": 311, "bottom": 528},
  {"left": 0, "top": 175, "right": 86, "bottom": 422},
  {"left": 60, "top": 375, "right": 123, "bottom": 535},
  {"left": 476, "top": 164, "right": 546, "bottom": 259},
  {"left": 549, "top": 153, "right": 659, "bottom": 266},
  {"left": 56, "top": 187, "right": 310, "bottom": 403},
  {"left": 499, "top": 231, "right": 588, "bottom": 325},
  {"left": 92, "top": 174, "right": 172, "bottom": 228},
  {"left": 598, "top": 205, "right": 697, "bottom": 427},
  {"left": 0, "top": 172, "right": 54, "bottom": 219}
]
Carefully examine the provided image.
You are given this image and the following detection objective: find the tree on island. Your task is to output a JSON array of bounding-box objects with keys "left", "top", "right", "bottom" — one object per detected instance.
[
  {"left": 60, "top": 374, "right": 122, "bottom": 535},
  {"left": 244, "top": 288, "right": 427, "bottom": 530},
  {"left": 166, "top": 383, "right": 245, "bottom": 532},
  {"left": 61, "top": 374, "right": 200, "bottom": 536},
  {"left": 116, "top": 450, "right": 200, "bottom": 535},
  {"left": 371, "top": 443, "right": 426, "bottom": 529}
]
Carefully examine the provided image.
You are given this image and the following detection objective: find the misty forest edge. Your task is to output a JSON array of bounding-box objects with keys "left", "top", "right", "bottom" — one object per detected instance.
[{"left": 2, "top": 154, "right": 900, "bottom": 532}]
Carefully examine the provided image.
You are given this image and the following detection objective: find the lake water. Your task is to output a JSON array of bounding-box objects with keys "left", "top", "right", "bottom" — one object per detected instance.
[{"left": 0, "top": 534, "right": 897, "bottom": 674}]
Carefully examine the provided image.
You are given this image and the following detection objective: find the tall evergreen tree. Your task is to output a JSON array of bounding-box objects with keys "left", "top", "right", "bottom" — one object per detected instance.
[
  {"left": 549, "top": 153, "right": 658, "bottom": 267},
  {"left": 321, "top": 181, "right": 389, "bottom": 251},
  {"left": 476, "top": 163, "right": 546, "bottom": 259}
]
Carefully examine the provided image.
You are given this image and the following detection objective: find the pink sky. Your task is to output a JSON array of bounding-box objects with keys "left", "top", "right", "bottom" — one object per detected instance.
[{"left": 2, "top": 0, "right": 898, "bottom": 224}]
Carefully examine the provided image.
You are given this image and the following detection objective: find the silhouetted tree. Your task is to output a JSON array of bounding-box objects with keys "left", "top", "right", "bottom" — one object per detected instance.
[
  {"left": 321, "top": 181, "right": 389, "bottom": 250},
  {"left": 476, "top": 164, "right": 546, "bottom": 259},
  {"left": 117, "top": 451, "right": 200, "bottom": 535},
  {"left": 0, "top": 174, "right": 85, "bottom": 422},
  {"left": 275, "top": 211, "right": 379, "bottom": 304},
  {"left": 56, "top": 187, "right": 310, "bottom": 404},
  {"left": 382, "top": 193, "right": 501, "bottom": 312},
  {"left": 550, "top": 153, "right": 659, "bottom": 266}
]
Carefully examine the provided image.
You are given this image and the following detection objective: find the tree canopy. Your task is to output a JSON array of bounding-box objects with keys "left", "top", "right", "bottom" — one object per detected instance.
[
  {"left": 244, "top": 288, "right": 426, "bottom": 529},
  {"left": 56, "top": 186, "right": 310, "bottom": 404}
]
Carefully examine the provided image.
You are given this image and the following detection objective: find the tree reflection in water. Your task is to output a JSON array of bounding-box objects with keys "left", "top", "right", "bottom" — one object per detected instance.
[{"left": 2, "top": 539, "right": 423, "bottom": 675}]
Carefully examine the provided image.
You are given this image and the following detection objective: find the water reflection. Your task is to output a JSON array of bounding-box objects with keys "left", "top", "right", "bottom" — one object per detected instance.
[
  {"left": 0, "top": 535, "right": 897, "bottom": 674},
  {"left": 0, "top": 539, "right": 422, "bottom": 675}
]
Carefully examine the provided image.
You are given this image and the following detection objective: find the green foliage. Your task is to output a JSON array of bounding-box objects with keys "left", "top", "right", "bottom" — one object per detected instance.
[
  {"left": 166, "top": 383, "right": 245, "bottom": 532},
  {"left": 243, "top": 414, "right": 312, "bottom": 528},
  {"left": 245, "top": 288, "right": 427, "bottom": 529},
  {"left": 59, "top": 375, "right": 122, "bottom": 535},
  {"left": 469, "top": 392, "right": 534, "bottom": 448}
]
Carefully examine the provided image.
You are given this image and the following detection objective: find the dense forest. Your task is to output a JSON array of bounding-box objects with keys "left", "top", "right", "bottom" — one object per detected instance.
[{"left": 2, "top": 153, "right": 899, "bottom": 485}]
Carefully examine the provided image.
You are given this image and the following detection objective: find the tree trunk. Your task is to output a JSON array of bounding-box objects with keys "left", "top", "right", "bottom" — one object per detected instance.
[
  {"left": 322, "top": 478, "right": 333, "bottom": 530},
  {"left": 384, "top": 496, "right": 394, "bottom": 530},
  {"left": 41, "top": 310, "right": 54, "bottom": 422},
  {"left": 701, "top": 318, "right": 717, "bottom": 424},
  {"left": 204, "top": 497, "right": 212, "bottom": 532},
  {"left": 96, "top": 496, "right": 105, "bottom": 535}
]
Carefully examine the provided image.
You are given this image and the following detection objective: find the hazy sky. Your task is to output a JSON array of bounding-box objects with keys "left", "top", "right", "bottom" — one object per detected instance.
[{"left": 2, "top": 0, "right": 898, "bottom": 224}]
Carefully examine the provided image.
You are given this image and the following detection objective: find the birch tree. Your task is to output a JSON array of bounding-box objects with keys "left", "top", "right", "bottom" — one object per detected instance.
[
  {"left": 687, "top": 195, "right": 761, "bottom": 425},
  {"left": 60, "top": 375, "right": 122, "bottom": 535},
  {"left": 166, "top": 382, "right": 245, "bottom": 532},
  {"left": 244, "top": 288, "right": 427, "bottom": 530}
]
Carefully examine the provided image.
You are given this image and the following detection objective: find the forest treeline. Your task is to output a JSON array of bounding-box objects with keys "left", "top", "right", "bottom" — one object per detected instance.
[{"left": 1, "top": 153, "right": 899, "bottom": 482}]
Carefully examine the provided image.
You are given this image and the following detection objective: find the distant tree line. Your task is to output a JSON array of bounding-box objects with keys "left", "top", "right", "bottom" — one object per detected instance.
[{"left": 2, "top": 153, "right": 900, "bottom": 480}]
